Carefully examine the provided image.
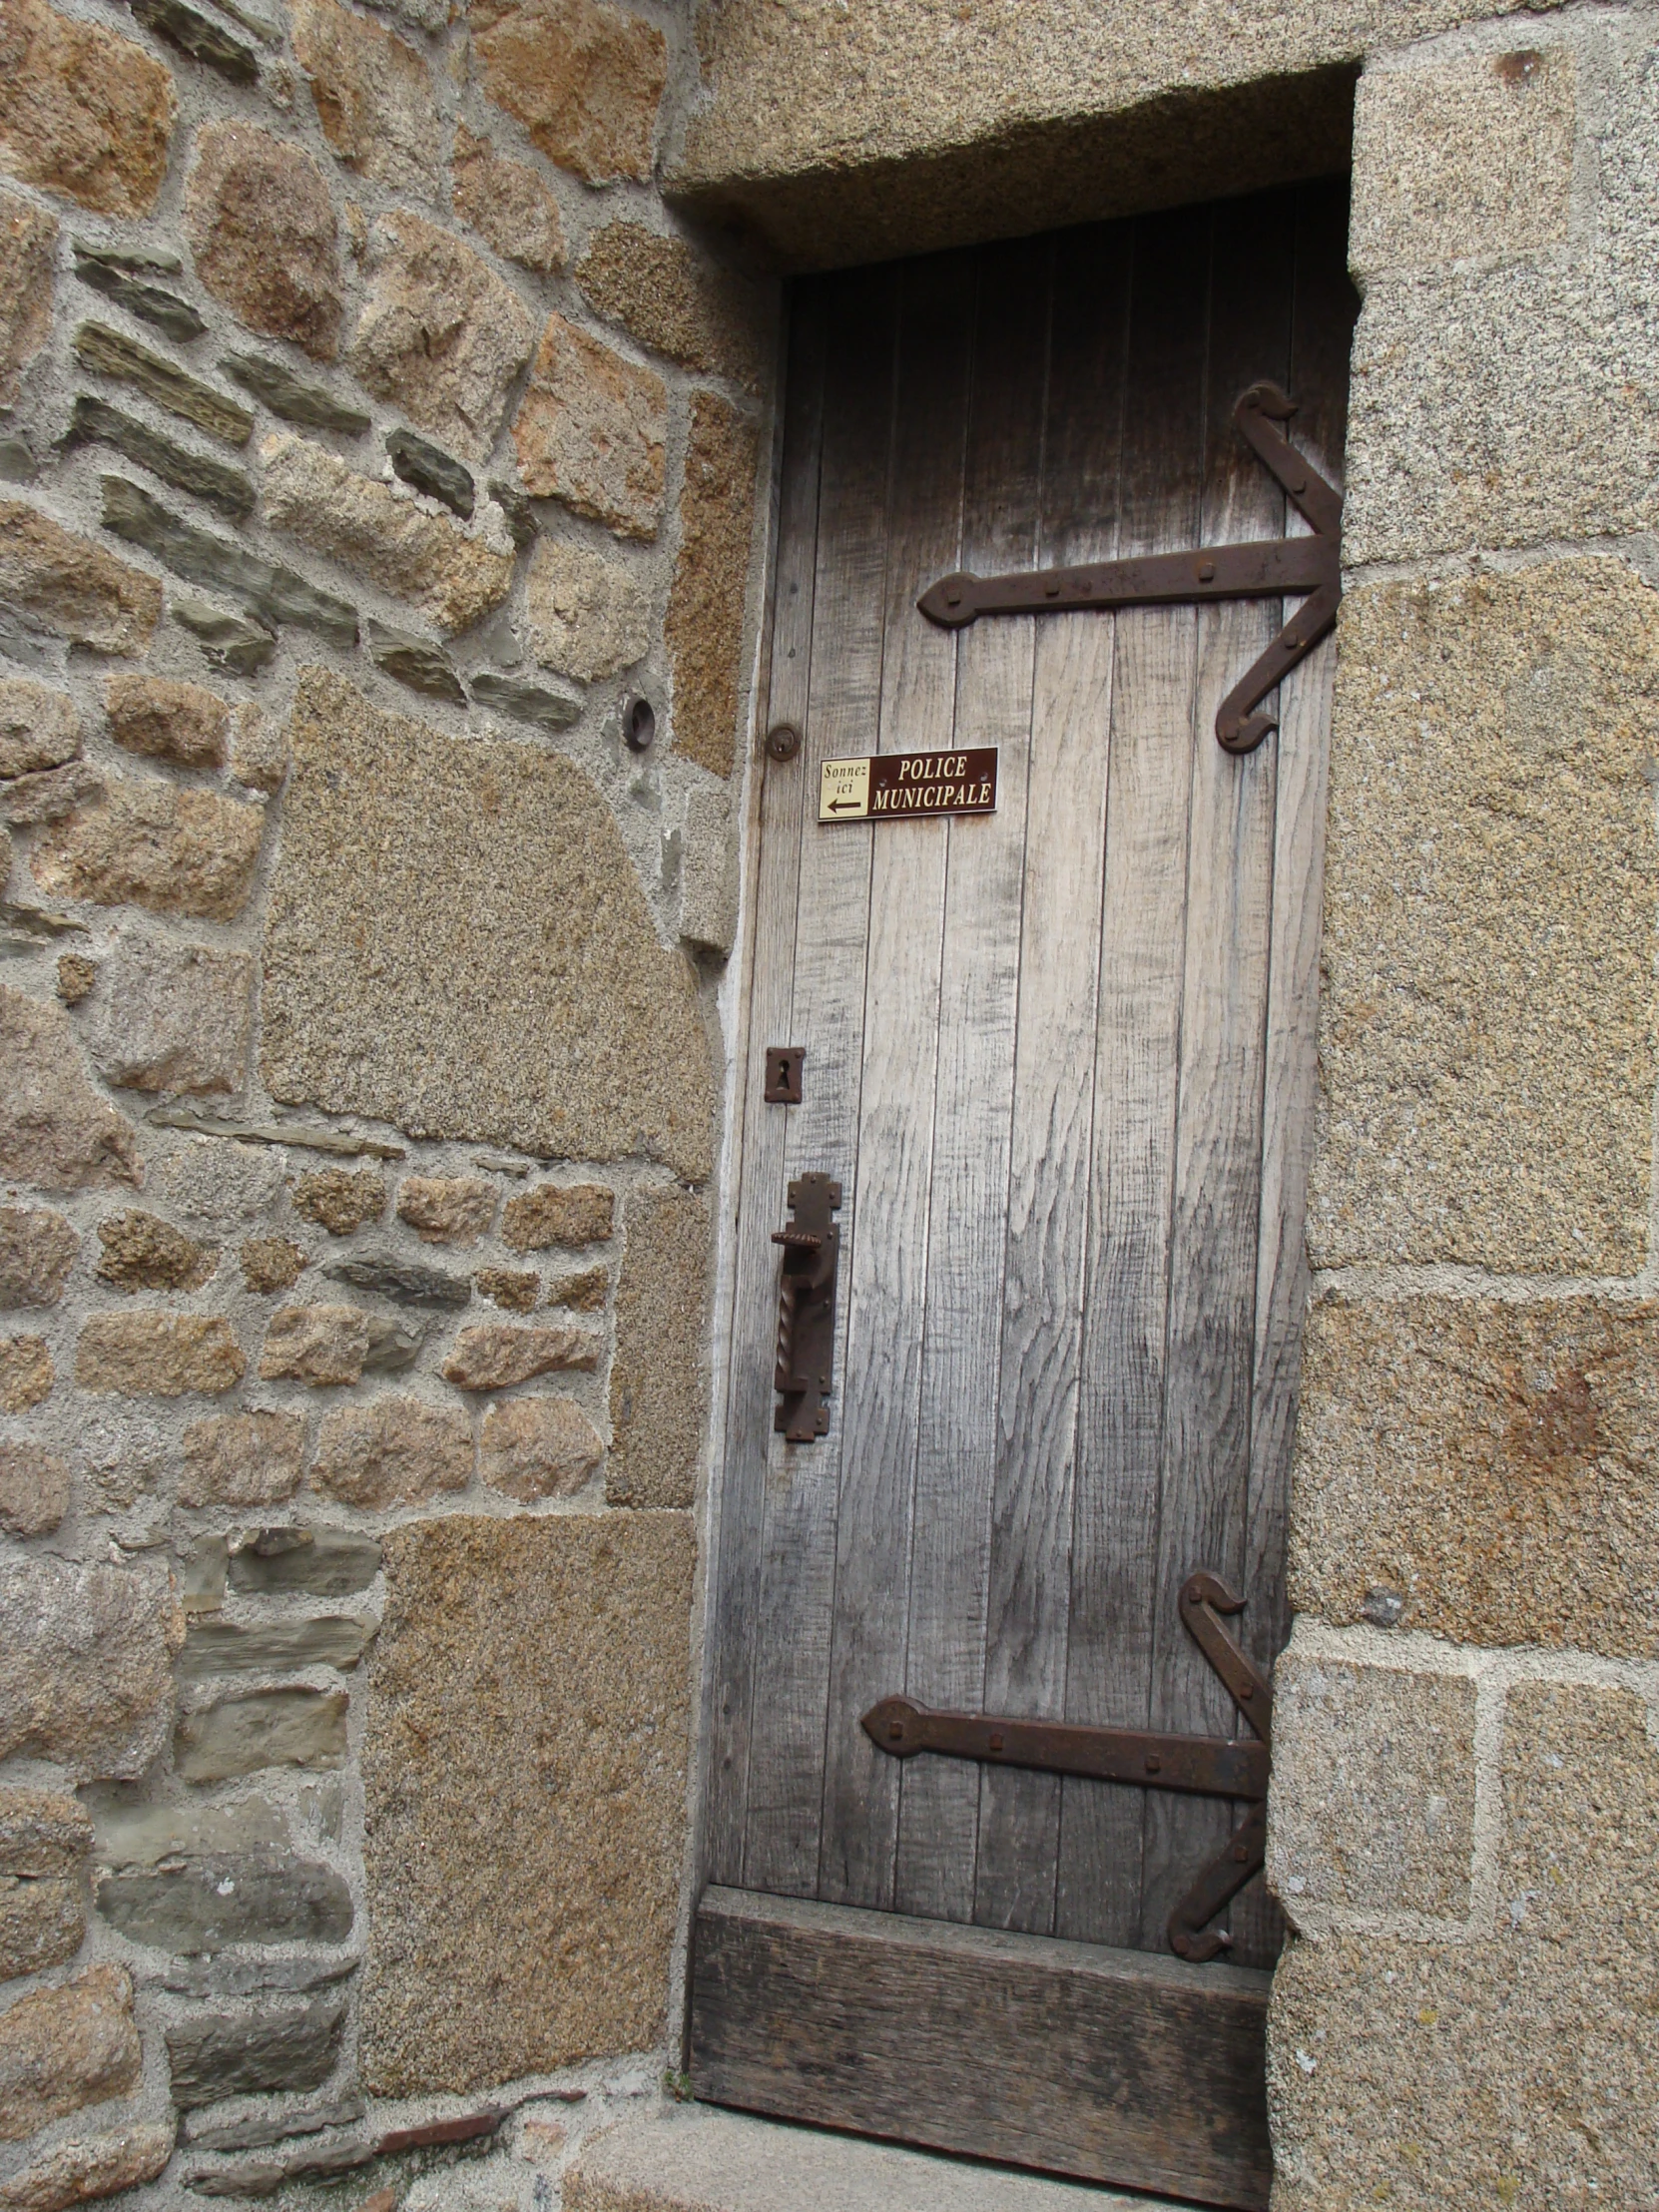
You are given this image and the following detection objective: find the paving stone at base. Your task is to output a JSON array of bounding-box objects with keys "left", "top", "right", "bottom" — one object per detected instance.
[{"left": 564, "top": 2108, "right": 1162, "bottom": 2212}]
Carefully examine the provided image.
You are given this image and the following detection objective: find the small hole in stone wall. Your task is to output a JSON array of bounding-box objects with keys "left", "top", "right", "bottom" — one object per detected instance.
[{"left": 624, "top": 696, "right": 656, "bottom": 752}]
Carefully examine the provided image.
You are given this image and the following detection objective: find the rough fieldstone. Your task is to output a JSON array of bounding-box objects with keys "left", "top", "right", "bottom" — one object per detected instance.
[
  {"left": 221, "top": 352, "right": 368, "bottom": 438},
  {"left": 361, "top": 1511, "right": 693, "bottom": 2092},
  {"left": 0, "top": 1787, "right": 89, "bottom": 1979},
  {"left": 312, "top": 1394, "right": 472, "bottom": 1507},
  {"left": 71, "top": 242, "right": 204, "bottom": 344},
  {"left": 385, "top": 431, "right": 474, "bottom": 520},
  {"left": 291, "top": 0, "right": 440, "bottom": 198},
  {"left": 577, "top": 222, "right": 768, "bottom": 391},
  {"left": 348, "top": 213, "right": 535, "bottom": 466},
  {"left": 105, "top": 673, "right": 231, "bottom": 769},
  {"left": 102, "top": 476, "right": 356, "bottom": 647},
  {"left": 73, "top": 322, "right": 253, "bottom": 446},
  {"left": 229, "top": 705, "right": 285, "bottom": 794},
  {"left": 324, "top": 1255, "right": 468, "bottom": 1308},
  {"left": 469, "top": 671, "right": 581, "bottom": 732},
  {"left": 395, "top": 1176, "right": 496, "bottom": 1246},
  {"left": 0, "top": 678, "right": 78, "bottom": 779},
  {"left": 262, "top": 434, "right": 514, "bottom": 636},
  {"left": 480, "top": 1395, "right": 603, "bottom": 1500},
  {"left": 1269, "top": 1679, "right": 1659, "bottom": 2210},
  {"left": 262, "top": 670, "right": 713, "bottom": 1179},
  {"left": 95, "top": 1210, "right": 218, "bottom": 1293},
  {"left": 32, "top": 773, "right": 264, "bottom": 923},
  {"left": 1292, "top": 1294, "right": 1659, "bottom": 1660},
  {"left": 668, "top": 393, "right": 759, "bottom": 778},
  {"left": 366, "top": 621, "right": 466, "bottom": 706},
  {"left": 79, "top": 1412, "right": 168, "bottom": 1513},
  {"left": 229, "top": 1525, "right": 380, "bottom": 1596},
  {"left": 178, "top": 1617, "right": 372, "bottom": 1677},
  {"left": 1268, "top": 1648, "right": 1477, "bottom": 1919},
  {"left": 86, "top": 403, "right": 253, "bottom": 514},
  {"left": 607, "top": 1184, "right": 707, "bottom": 1507},
  {"left": 55, "top": 956, "right": 95, "bottom": 1006},
  {"left": 1351, "top": 45, "right": 1574, "bottom": 277},
  {"left": 77, "top": 1312, "right": 246, "bottom": 1394},
  {"left": 174, "top": 1688, "right": 348, "bottom": 1782},
  {"left": 151, "top": 1137, "right": 284, "bottom": 1227},
  {"left": 441, "top": 1320, "right": 599, "bottom": 1389},
  {"left": 179, "top": 1409, "right": 304, "bottom": 1507},
  {"left": 470, "top": 0, "right": 665, "bottom": 186},
  {"left": 0, "top": 1335, "right": 52, "bottom": 1411},
  {"left": 679, "top": 782, "right": 738, "bottom": 954},
  {"left": 451, "top": 125, "right": 565, "bottom": 274},
  {"left": 0, "top": 498, "right": 160, "bottom": 657},
  {"left": 241, "top": 1237, "right": 305, "bottom": 1293},
  {"left": 0, "top": 1555, "right": 182, "bottom": 1777},
  {"left": 0, "top": 758, "right": 102, "bottom": 828},
  {"left": 100, "top": 1849, "right": 351, "bottom": 1952},
  {"left": 0, "top": 189, "right": 54, "bottom": 407},
  {"left": 81, "top": 933, "right": 254, "bottom": 1095},
  {"left": 1312, "top": 562, "right": 1659, "bottom": 1274},
  {"left": 546, "top": 1264, "right": 606, "bottom": 1312},
  {"left": 475, "top": 1267, "right": 536, "bottom": 1312},
  {"left": 0, "top": 2122, "right": 172, "bottom": 2212},
  {"left": 292, "top": 1167, "right": 385, "bottom": 1236},
  {"left": 187, "top": 123, "right": 342, "bottom": 361},
  {"left": 513, "top": 313, "right": 666, "bottom": 539},
  {"left": 502, "top": 1182, "right": 613, "bottom": 1251},
  {"left": 172, "top": 601, "right": 278, "bottom": 678},
  {"left": 179, "top": 2089, "right": 363, "bottom": 2149},
  {"left": 0, "top": 0, "right": 176, "bottom": 217},
  {"left": 0, "top": 1966, "right": 140, "bottom": 2143},
  {"left": 167, "top": 1996, "right": 345, "bottom": 2108},
  {"left": 525, "top": 537, "right": 649, "bottom": 683},
  {"left": 0, "top": 1440, "right": 71, "bottom": 1537},
  {"left": 0, "top": 985, "right": 141, "bottom": 1190},
  {"left": 0, "top": 1205, "right": 78, "bottom": 1307},
  {"left": 259, "top": 1304, "right": 368, "bottom": 1386},
  {"left": 130, "top": 0, "right": 258, "bottom": 84}
]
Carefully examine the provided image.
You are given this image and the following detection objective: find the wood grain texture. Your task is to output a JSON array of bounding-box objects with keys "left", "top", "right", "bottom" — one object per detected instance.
[
  {"left": 1056, "top": 207, "right": 1208, "bottom": 1950},
  {"left": 819, "top": 251, "right": 972, "bottom": 1908},
  {"left": 1140, "top": 197, "right": 1296, "bottom": 1952},
  {"left": 691, "top": 1887, "right": 1273, "bottom": 2212},
  {"left": 704, "top": 288, "right": 828, "bottom": 1887},
  {"left": 741, "top": 267, "right": 893, "bottom": 1894},
  {"left": 892, "top": 240, "right": 1049, "bottom": 1925}
]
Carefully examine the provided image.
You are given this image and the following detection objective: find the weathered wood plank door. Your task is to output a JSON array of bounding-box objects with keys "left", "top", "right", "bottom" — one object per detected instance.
[{"left": 695, "top": 183, "right": 1356, "bottom": 2212}]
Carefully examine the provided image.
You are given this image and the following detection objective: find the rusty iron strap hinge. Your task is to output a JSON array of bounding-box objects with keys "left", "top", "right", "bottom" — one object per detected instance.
[
  {"left": 863, "top": 1570, "right": 1272, "bottom": 1962},
  {"left": 916, "top": 382, "right": 1343, "bottom": 756}
]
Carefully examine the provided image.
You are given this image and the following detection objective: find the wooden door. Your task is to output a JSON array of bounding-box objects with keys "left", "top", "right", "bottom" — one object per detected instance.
[{"left": 694, "top": 183, "right": 1356, "bottom": 2212}]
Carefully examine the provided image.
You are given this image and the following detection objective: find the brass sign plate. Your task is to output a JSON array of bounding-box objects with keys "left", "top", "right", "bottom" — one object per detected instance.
[{"left": 819, "top": 748, "right": 998, "bottom": 825}]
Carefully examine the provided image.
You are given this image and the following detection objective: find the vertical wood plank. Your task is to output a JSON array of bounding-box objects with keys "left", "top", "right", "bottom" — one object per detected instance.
[
  {"left": 741, "top": 266, "right": 897, "bottom": 1895},
  {"left": 818, "top": 251, "right": 974, "bottom": 1909},
  {"left": 1139, "top": 195, "right": 1296, "bottom": 1953},
  {"left": 1232, "top": 179, "right": 1358, "bottom": 1968},
  {"left": 704, "top": 286, "right": 828, "bottom": 1886},
  {"left": 1055, "top": 207, "right": 1212, "bottom": 1948},
  {"left": 892, "top": 241, "right": 1049, "bottom": 1924},
  {"left": 972, "top": 231, "right": 1128, "bottom": 1938}
]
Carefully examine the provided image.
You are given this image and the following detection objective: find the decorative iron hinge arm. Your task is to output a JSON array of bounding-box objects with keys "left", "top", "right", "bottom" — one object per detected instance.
[
  {"left": 916, "top": 382, "right": 1343, "bottom": 756},
  {"left": 862, "top": 1569, "right": 1274, "bottom": 1962}
]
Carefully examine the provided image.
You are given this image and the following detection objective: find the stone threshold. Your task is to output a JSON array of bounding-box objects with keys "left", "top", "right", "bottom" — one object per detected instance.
[{"left": 563, "top": 2104, "right": 1194, "bottom": 2212}]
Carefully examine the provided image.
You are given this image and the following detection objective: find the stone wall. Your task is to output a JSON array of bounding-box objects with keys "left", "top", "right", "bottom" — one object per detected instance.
[
  {"left": 0, "top": 0, "right": 771, "bottom": 2201},
  {"left": 1267, "top": 13, "right": 1659, "bottom": 2208}
]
